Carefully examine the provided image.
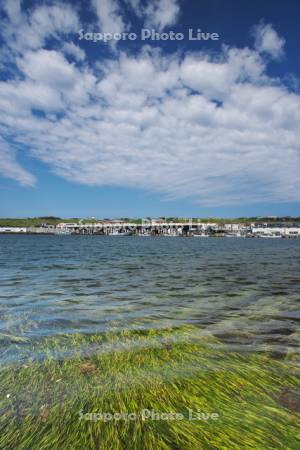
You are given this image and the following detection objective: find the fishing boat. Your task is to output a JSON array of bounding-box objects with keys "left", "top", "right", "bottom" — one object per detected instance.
[
  {"left": 259, "top": 234, "right": 282, "bottom": 238},
  {"left": 108, "top": 230, "right": 131, "bottom": 236}
]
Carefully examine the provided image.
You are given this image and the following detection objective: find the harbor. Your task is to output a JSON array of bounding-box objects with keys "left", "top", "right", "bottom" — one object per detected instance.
[{"left": 1, "top": 219, "right": 300, "bottom": 238}]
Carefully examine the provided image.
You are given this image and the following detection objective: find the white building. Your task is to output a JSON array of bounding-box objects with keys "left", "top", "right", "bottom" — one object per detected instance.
[
  {"left": 56, "top": 223, "right": 79, "bottom": 229},
  {"left": 251, "top": 227, "right": 300, "bottom": 237},
  {"left": 0, "top": 227, "right": 27, "bottom": 233}
]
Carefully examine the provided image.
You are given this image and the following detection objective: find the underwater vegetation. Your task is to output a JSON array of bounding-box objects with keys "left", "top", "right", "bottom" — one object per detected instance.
[{"left": 0, "top": 325, "right": 299, "bottom": 449}]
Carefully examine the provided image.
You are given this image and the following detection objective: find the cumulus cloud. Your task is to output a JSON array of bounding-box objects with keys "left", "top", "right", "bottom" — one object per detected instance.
[
  {"left": 62, "top": 42, "right": 85, "bottom": 62},
  {"left": 0, "top": 1, "right": 80, "bottom": 55},
  {"left": 0, "top": 138, "right": 35, "bottom": 186},
  {"left": 144, "top": 0, "right": 180, "bottom": 30},
  {"left": 2, "top": 0, "right": 22, "bottom": 24},
  {"left": 91, "top": 0, "right": 126, "bottom": 35},
  {"left": 0, "top": 6, "right": 299, "bottom": 206},
  {"left": 127, "top": 0, "right": 180, "bottom": 30},
  {"left": 254, "top": 23, "right": 285, "bottom": 59}
]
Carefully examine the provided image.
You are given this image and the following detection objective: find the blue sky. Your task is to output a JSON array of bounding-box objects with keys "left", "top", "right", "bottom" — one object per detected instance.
[{"left": 0, "top": 0, "right": 300, "bottom": 218}]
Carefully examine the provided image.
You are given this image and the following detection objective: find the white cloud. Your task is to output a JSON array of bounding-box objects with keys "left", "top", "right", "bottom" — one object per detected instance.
[
  {"left": 0, "top": 78, "right": 64, "bottom": 112},
  {"left": 127, "top": 0, "right": 180, "bottom": 30},
  {"left": 0, "top": 11, "right": 299, "bottom": 206},
  {"left": 17, "top": 50, "right": 77, "bottom": 87},
  {"left": 91, "top": 0, "right": 126, "bottom": 35},
  {"left": 254, "top": 23, "right": 285, "bottom": 59},
  {"left": 2, "top": 0, "right": 22, "bottom": 24},
  {"left": 62, "top": 42, "right": 85, "bottom": 62},
  {"left": 0, "top": 137, "right": 35, "bottom": 186},
  {"left": 0, "top": 2, "right": 80, "bottom": 55},
  {"left": 144, "top": 0, "right": 180, "bottom": 31},
  {"left": 15, "top": 49, "right": 96, "bottom": 106}
]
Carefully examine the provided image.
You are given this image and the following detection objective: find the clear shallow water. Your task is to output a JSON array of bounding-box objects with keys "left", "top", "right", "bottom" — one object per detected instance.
[{"left": 0, "top": 235, "right": 299, "bottom": 363}]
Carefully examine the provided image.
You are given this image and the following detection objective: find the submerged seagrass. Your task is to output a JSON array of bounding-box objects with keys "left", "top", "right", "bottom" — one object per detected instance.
[
  {"left": 1, "top": 236, "right": 300, "bottom": 448},
  {"left": 0, "top": 325, "right": 299, "bottom": 449}
]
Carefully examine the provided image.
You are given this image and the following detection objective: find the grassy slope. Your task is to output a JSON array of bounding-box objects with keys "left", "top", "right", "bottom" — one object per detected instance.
[
  {"left": 0, "top": 218, "right": 78, "bottom": 227},
  {"left": 1, "top": 217, "right": 300, "bottom": 227}
]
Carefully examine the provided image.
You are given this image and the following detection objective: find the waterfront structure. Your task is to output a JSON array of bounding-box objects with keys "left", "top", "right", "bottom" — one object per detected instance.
[
  {"left": 1, "top": 221, "right": 300, "bottom": 237},
  {"left": 52, "top": 221, "right": 300, "bottom": 237},
  {"left": 27, "top": 226, "right": 56, "bottom": 234},
  {"left": 56, "top": 223, "right": 79, "bottom": 230},
  {"left": 251, "top": 227, "right": 300, "bottom": 238},
  {"left": 0, "top": 227, "right": 27, "bottom": 233}
]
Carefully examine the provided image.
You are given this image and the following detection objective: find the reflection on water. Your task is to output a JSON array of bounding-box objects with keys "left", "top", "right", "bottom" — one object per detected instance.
[{"left": 0, "top": 235, "right": 299, "bottom": 362}]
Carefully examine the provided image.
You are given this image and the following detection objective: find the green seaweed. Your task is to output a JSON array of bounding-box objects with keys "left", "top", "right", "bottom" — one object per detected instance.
[{"left": 0, "top": 325, "right": 299, "bottom": 449}]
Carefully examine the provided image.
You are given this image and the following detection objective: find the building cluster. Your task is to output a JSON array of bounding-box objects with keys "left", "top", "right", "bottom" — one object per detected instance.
[{"left": 1, "top": 220, "right": 300, "bottom": 238}]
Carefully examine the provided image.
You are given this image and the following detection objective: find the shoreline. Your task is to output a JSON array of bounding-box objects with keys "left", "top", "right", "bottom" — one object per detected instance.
[{"left": 1, "top": 232, "right": 300, "bottom": 238}]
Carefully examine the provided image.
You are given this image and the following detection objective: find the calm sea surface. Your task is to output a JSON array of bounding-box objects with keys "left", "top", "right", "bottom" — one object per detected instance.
[{"left": 0, "top": 235, "right": 299, "bottom": 363}]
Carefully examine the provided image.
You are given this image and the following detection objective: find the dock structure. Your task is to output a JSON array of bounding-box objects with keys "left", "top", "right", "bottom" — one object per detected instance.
[
  {"left": 56, "top": 221, "right": 189, "bottom": 236},
  {"left": 55, "top": 220, "right": 247, "bottom": 236},
  {"left": 53, "top": 221, "right": 300, "bottom": 237}
]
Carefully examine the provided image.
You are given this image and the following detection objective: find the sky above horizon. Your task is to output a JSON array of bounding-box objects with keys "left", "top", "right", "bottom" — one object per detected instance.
[{"left": 0, "top": 0, "right": 300, "bottom": 218}]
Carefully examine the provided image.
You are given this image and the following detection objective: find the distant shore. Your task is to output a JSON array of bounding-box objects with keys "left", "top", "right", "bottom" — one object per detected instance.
[
  {"left": 1, "top": 216, "right": 300, "bottom": 228},
  {"left": 1, "top": 218, "right": 300, "bottom": 238}
]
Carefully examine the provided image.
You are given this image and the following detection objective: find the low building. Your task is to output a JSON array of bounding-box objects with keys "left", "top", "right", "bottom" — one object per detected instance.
[
  {"left": 0, "top": 227, "right": 27, "bottom": 233},
  {"left": 251, "top": 227, "right": 300, "bottom": 237},
  {"left": 27, "top": 227, "right": 55, "bottom": 234},
  {"left": 56, "top": 223, "right": 79, "bottom": 229}
]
